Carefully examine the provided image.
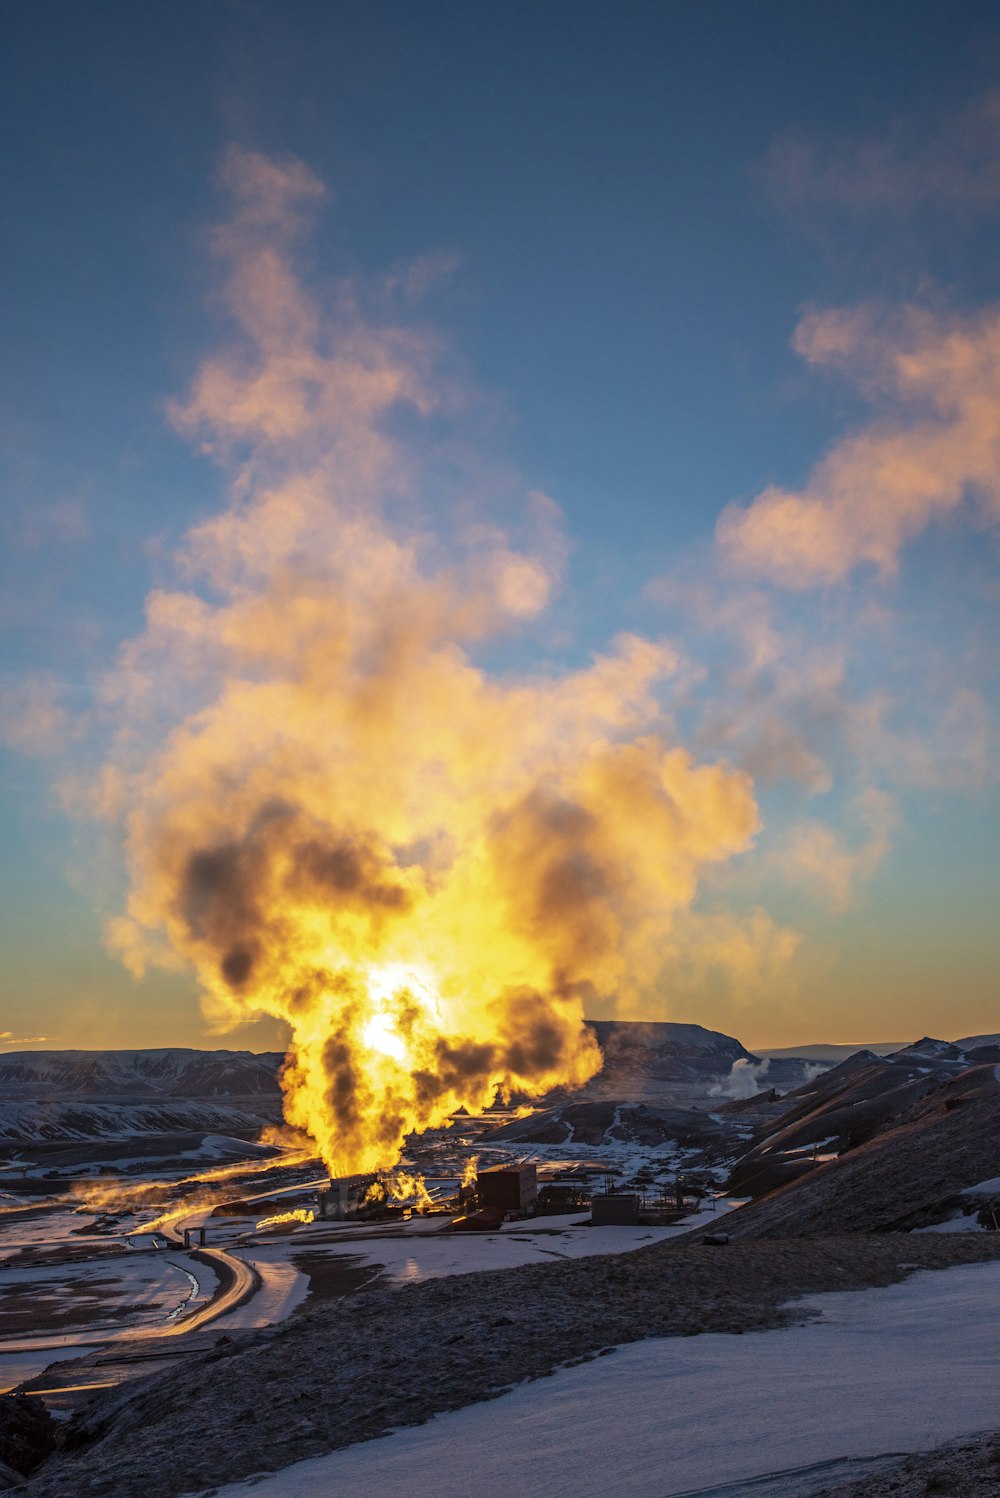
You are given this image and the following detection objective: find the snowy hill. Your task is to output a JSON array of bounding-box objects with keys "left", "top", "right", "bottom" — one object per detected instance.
[
  {"left": 0, "top": 1049, "right": 285, "bottom": 1141},
  {"left": 0, "top": 1098, "right": 284, "bottom": 1143},
  {"left": 0, "top": 1048, "right": 283, "bottom": 1100}
]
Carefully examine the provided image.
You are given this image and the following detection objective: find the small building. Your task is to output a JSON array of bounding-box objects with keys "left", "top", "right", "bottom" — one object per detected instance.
[
  {"left": 591, "top": 1193, "right": 641, "bottom": 1226},
  {"left": 320, "top": 1174, "right": 376, "bottom": 1221},
  {"left": 476, "top": 1163, "right": 537, "bottom": 1215}
]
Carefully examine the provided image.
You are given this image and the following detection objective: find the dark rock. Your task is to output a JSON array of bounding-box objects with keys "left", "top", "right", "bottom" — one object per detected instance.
[{"left": 0, "top": 1393, "right": 57, "bottom": 1478}]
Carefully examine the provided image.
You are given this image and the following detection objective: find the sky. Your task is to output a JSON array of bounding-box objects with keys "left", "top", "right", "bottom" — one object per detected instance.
[{"left": 1, "top": 1, "right": 998, "bottom": 1056}]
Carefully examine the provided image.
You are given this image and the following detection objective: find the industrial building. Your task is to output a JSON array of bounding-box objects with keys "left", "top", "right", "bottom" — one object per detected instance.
[
  {"left": 318, "top": 1174, "right": 377, "bottom": 1220},
  {"left": 475, "top": 1162, "right": 537, "bottom": 1215}
]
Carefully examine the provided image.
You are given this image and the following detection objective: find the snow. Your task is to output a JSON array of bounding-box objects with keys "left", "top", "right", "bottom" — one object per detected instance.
[
  {"left": 210, "top": 1246, "right": 309, "bottom": 1329},
  {"left": 246, "top": 1201, "right": 740, "bottom": 1289},
  {"left": 962, "top": 1174, "right": 1000, "bottom": 1195},
  {"left": 0, "top": 1346, "right": 94, "bottom": 1394},
  {"left": 915, "top": 1213, "right": 985, "bottom": 1233},
  {"left": 180, "top": 1135, "right": 275, "bottom": 1161},
  {"left": 201, "top": 1260, "right": 1000, "bottom": 1498},
  {"left": 0, "top": 1246, "right": 220, "bottom": 1384},
  {"left": 0, "top": 1251, "right": 220, "bottom": 1352},
  {"left": 783, "top": 1137, "right": 837, "bottom": 1157},
  {"left": 485, "top": 1137, "right": 713, "bottom": 1186}
]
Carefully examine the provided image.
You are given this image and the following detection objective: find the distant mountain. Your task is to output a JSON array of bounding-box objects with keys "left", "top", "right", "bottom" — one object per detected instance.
[
  {"left": 586, "top": 1020, "right": 756, "bottom": 1074},
  {"left": 752, "top": 1034, "right": 999, "bottom": 1062},
  {"left": 0, "top": 1049, "right": 283, "bottom": 1101},
  {"left": 751, "top": 1042, "right": 906, "bottom": 1062},
  {"left": 0, "top": 1099, "right": 283, "bottom": 1143},
  {"left": 562, "top": 1020, "right": 760, "bottom": 1103}
]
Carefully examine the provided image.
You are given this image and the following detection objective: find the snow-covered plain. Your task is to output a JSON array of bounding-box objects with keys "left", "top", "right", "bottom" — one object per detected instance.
[
  {"left": 201, "top": 1260, "right": 1000, "bottom": 1498},
  {"left": 275, "top": 1200, "right": 738, "bottom": 1285}
]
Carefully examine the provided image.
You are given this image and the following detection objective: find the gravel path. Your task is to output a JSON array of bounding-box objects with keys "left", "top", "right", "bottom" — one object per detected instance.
[{"left": 17, "top": 1232, "right": 1000, "bottom": 1497}]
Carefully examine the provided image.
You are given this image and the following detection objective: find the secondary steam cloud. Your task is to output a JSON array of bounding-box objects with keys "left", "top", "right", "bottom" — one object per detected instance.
[{"left": 100, "top": 149, "right": 760, "bottom": 1176}]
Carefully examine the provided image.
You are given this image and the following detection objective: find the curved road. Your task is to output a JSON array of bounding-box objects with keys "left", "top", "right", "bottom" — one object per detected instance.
[{"left": 122, "top": 1173, "right": 329, "bottom": 1335}]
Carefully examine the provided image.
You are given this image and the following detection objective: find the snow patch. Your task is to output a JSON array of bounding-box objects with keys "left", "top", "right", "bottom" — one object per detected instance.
[{"left": 201, "top": 1261, "right": 1000, "bottom": 1498}]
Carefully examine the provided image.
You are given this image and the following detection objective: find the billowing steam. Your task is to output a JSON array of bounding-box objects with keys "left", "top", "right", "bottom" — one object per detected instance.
[
  {"left": 100, "top": 149, "right": 760, "bottom": 1177},
  {"left": 710, "top": 1056, "right": 771, "bottom": 1100}
]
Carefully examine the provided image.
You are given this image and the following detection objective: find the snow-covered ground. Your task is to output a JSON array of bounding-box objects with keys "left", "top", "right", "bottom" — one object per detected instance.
[
  {"left": 963, "top": 1174, "right": 1000, "bottom": 1195},
  {"left": 0, "top": 1252, "right": 219, "bottom": 1347},
  {"left": 916, "top": 1213, "right": 985, "bottom": 1233},
  {"left": 273, "top": 1200, "right": 739, "bottom": 1286},
  {"left": 916, "top": 1173, "right": 1000, "bottom": 1232},
  {"left": 0, "top": 1346, "right": 95, "bottom": 1395},
  {"left": 201, "top": 1259, "right": 1000, "bottom": 1498},
  {"left": 0, "top": 1247, "right": 223, "bottom": 1391},
  {"left": 211, "top": 1247, "right": 310, "bottom": 1330}
]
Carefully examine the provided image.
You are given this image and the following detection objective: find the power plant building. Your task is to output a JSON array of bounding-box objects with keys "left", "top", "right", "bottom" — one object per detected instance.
[{"left": 476, "top": 1163, "right": 537, "bottom": 1215}]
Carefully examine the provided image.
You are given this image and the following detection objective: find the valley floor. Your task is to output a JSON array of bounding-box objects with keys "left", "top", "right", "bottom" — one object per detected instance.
[
  {"left": 200, "top": 1257, "right": 1000, "bottom": 1498},
  {"left": 18, "top": 1232, "right": 1000, "bottom": 1498}
]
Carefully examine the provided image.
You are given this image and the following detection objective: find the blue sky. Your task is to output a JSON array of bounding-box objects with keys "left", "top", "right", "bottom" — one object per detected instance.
[{"left": 1, "top": 2, "right": 998, "bottom": 1053}]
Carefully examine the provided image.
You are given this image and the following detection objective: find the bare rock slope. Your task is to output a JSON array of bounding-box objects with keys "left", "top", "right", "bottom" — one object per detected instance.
[{"left": 725, "top": 1061, "right": 1000, "bottom": 1238}]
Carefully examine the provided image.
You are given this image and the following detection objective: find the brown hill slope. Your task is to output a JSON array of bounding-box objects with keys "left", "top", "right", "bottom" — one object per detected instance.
[
  {"left": 724, "top": 1063, "right": 1000, "bottom": 1238},
  {"left": 726, "top": 1040, "right": 987, "bottom": 1198}
]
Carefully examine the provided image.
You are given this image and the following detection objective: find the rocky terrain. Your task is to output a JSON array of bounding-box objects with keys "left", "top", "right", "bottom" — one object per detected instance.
[
  {"left": 0, "top": 1396, "right": 55, "bottom": 1487},
  {"left": 5, "top": 1029, "right": 999, "bottom": 1495},
  {"left": 481, "top": 1098, "right": 739, "bottom": 1156},
  {"left": 17, "top": 1232, "right": 1000, "bottom": 1497},
  {"left": 726, "top": 1038, "right": 1000, "bottom": 1200},
  {"left": 816, "top": 1431, "right": 1000, "bottom": 1497},
  {"left": 721, "top": 1046, "right": 1000, "bottom": 1227},
  {"left": 0, "top": 1050, "right": 286, "bottom": 1144}
]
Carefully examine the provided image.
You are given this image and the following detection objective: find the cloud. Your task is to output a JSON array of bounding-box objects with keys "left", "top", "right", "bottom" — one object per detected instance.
[
  {"left": 761, "top": 91, "right": 1000, "bottom": 221},
  {"left": 717, "top": 302, "right": 1000, "bottom": 588},
  {"left": 0, "top": 1033, "right": 48, "bottom": 1045},
  {"left": 0, "top": 678, "right": 72, "bottom": 754},
  {"left": 847, "top": 686, "right": 996, "bottom": 792},
  {"left": 774, "top": 788, "right": 898, "bottom": 911},
  {"left": 169, "top": 145, "right": 437, "bottom": 489},
  {"left": 633, "top": 906, "right": 802, "bottom": 1018}
]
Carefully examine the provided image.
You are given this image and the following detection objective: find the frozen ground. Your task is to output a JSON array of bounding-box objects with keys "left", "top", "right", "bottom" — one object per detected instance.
[
  {"left": 201, "top": 1259, "right": 1000, "bottom": 1498},
  {"left": 0, "top": 1252, "right": 219, "bottom": 1344},
  {"left": 0, "top": 1125, "right": 740, "bottom": 1397},
  {"left": 276, "top": 1200, "right": 739, "bottom": 1286},
  {"left": 211, "top": 1247, "right": 310, "bottom": 1330},
  {"left": 0, "top": 1346, "right": 94, "bottom": 1394}
]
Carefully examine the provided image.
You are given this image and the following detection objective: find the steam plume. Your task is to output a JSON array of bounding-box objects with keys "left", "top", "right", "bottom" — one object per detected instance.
[{"left": 101, "top": 150, "right": 759, "bottom": 1176}]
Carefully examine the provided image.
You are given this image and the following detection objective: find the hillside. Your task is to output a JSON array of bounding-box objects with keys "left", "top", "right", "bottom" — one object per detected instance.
[
  {"left": 0, "top": 1099, "right": 284, "bottom": 1144},
  {"left": 727, "top": 1038, "right": 999, "bottom": 1198},
  {"left": 480, "top": 1099, "right": 738, "bottom": 1155},
  {"left": 0, "top": 1049, "right": 283, "bottom": 1100},
  {"left": 723, "top": 1062, "right": 1000, "bottom": 1238}
]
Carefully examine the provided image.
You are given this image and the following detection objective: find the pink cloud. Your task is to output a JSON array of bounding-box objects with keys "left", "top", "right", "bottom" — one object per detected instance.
[{"left": 717, "top": 303, "right": 1000, "bottom": 588}]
